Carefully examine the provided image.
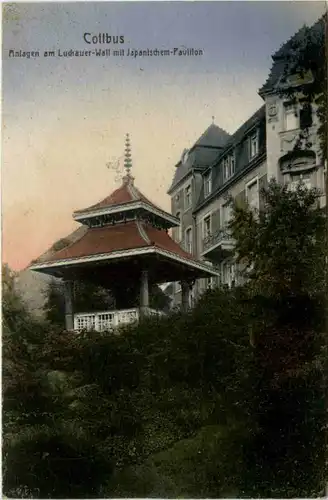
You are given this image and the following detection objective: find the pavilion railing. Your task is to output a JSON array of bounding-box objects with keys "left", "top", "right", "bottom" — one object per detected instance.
[{"left": 74, "top": 307, "right": 165, "bottom": 332}]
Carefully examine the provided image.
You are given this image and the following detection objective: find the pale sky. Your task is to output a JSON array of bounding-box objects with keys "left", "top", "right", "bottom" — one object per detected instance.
[{"left": 2, "top": 1, "right": 326, "bottom": 270}]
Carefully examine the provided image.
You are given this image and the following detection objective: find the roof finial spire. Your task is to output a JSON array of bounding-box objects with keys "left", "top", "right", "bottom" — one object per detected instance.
[
  {"left": 123, "top": 133, "right": 134, "bottom": 185},
  {"left": 212, "top": 115, "right": 215, "bottom": 124},
  {"left": 124, "top": 133, "right": 132, "bottom": 174}
]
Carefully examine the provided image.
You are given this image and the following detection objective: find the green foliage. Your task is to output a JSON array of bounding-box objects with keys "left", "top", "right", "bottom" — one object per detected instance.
[
  {"left": 3, "top": 182, "right": 326, "bottom": 497},
  {"left": 43, "top": 280, "right": 66, "bottom": 327},
  {"left": 73, "top": 281, "right": 115, "bottom": 313},
  {"left": 43, "top": 279, "right": 116, "bottom": 326},
  {"left": 230, "top": 180, "right": 326, "bottom": 497},
  {"left": 230, "top": 179, "right": 325, "bottom": 297},
  {"left": 109, "top": 424, "right": 246, "bottom": 498},
  {"left": 4, "top": 278, "right": 253, "bottom": 497},
  {"left": 2, "top": 264, "right": 33, "bottom": 334},
  {"left": 2, "top": 267, "right": 111, "bottom": 498},
  {"left": 4, "top": 426, "right": 111, "bottom": 499},
  {"left": 278, "top": 15, "right": 326, "bottom": 159},
  {"left": 149, "top": 284, "right": 172, "bottom": 311}
]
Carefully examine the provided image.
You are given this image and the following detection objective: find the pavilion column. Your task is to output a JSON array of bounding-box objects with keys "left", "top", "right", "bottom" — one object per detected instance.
[
  {"left": 139, "top": 269, "right": 149, "bottom": 318},
  {"left": 64, "top": 280, "right": 74, "bottom": 331},
  {"left": 181, "top": 280, "right": 190, "bottom": 313}
]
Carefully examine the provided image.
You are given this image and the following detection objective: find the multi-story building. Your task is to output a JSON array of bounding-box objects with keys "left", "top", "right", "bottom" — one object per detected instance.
[
  {"left": 167, "top": 122, "right": 231, "bottom": 305},
  {"left": 168, "top": 17, "right": 326, "bottom": 307}
]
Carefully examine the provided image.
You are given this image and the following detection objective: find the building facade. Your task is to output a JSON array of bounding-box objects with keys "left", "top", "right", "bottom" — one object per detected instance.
[{"left": 168, "top": 17, "right": 326, "bottom": 307}]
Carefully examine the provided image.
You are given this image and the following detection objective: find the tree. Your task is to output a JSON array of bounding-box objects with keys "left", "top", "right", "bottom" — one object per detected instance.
[
  {"left": 3, "top": 267, "right": 111, "bottom": 498},
  {"left": 43, "top": 279, "right": 66, "bottom": 327},
  {"left": 4, "top": 284, "right": 252, "bottom": 497},
  {"left": 230, "top": 180, "right": 326, "bottom": 497},
  {"left": 149, "top": 284, "right": 172, "bottom": 312},
  {"left": 43, "top": 279, "right": 116, "bottom": 327},
  {"left": 53, "top": 287, "right": 252, "bottom": 498},
  {"left": 2, "top": 264, "right": 31, "bottom": 333},
  {"left": 73, "top": 281, "right": 115, "bottom": 313},
  {"left": 4, "top": 179, "right": 326, "bottom": 497},
  {"left": 231, "top": 180, "right": 325, "bottom": 298}
]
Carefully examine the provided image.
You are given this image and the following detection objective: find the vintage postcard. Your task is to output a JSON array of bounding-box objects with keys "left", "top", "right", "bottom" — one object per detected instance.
[{"left": 2, "top": 1, "right": 327, "bottom": 498}]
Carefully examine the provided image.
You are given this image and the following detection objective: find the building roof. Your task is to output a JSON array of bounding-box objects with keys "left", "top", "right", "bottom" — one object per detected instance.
[
  {"left": 259, "top": 16, "right": 324, "bottom": 96},
  {"left": 168, "top": 122, "right": 230, "bottom": 194},
  {"left": 33, "top": 221, "right": 191, "bottom": 263},
  {"left": 74, "top": 175, "right": 158, "bottom": 215},
  {"left": 28, "top": 225, "right": 88, "bottom": 268},
  {"left": 168, "top": 161, "right": 191, "bottom": 194},
  {"left": 195, "top": 123, "right": 230, "bottom": 148},
  {"left": 195, "top": 105, "right": 266, "bottom": 212},
  {"left": 73, "top": 174, "right": 179, "bottom": 229},
  {"left": 212, "top": 105, "right": 265, "bottom": 155},
  {"left": 30, "top": 220, "right": 218, "bottom": 278}
]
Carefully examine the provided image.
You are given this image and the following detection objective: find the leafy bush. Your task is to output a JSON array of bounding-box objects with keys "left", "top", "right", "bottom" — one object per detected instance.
[{"left": 2, "top": 182, "right": 326, "bottom": 497}]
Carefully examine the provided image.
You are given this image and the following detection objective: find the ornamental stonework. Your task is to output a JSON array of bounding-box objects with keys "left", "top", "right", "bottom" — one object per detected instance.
[{"left": 267, "top": 102, "right": 278, "bottom": 123}]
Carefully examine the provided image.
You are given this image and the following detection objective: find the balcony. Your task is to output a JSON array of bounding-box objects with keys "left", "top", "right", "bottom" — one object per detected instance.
[
  {"left": 74, "top": 307, "right": 165, "bottom": 332},
  {"left": 201, "top": 228, "right": 235, "bottom": 262}
]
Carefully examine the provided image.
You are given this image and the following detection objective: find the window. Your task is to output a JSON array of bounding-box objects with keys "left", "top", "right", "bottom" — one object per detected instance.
[
  {"left": 246, "top": 178, "right": 259, "bottom": 210},
  {"left": 221, "top": 202, "right": 232, "bottom": 227},
  {"left": 185, "top": 227, "right": 192, "bottom": 254},
  {"left": 249, "top": 132, "right": 259, "bottom": 159},
  {"left": 223, "top": 153, "right": 235, "bottom": 181},
  {"left": 324, "top": 161, "right": 327, "bottom": 192},
  {"left": 300, "top": 103, "right": 313, "bottom": 129},
  {"left": 221, "top": 261, "right": 235, "bottom": 288},
  {"left": 182, "top": 149, "right": 189, "bottom": 164},
  {"left": 205, "top": 276, "right": 216, "bottom": 290},
  {"left": 223, "top": 157, "right": 229, "bottom": 180},
  {"left": 284, "top": 103, "right": 299, "bottom": 131},
  {"left": 288, "top": 172, "right": 312, "bottom": 191},
  {"left": 175, "top": 211, "right": 181, "bottom": 241},
  {"left": 230, "top": 154, "right": 235, "bottom": 176},
  {"left": 204, "top": 171, "right": 212, "bottom": 197},
  {"left": 188, "top": 286, "right": 195, "bottom": 308},
  {"left": 185, "top": 184, "right": 192, "bottom": 208},
  {"left": 203, "top": 214, "right": 212, "bottom": 239}
]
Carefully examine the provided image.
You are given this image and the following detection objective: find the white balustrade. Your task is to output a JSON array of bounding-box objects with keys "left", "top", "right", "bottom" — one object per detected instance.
[{"left": 74, "top": 307, "right": 164, "bottom": 332}]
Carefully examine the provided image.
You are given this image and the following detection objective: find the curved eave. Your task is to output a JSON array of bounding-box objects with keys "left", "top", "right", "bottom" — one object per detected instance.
[
  {"left": 29, "top": 246, "right": 219, "bottom": 278},
  {"left": 73, "top": 201, "right": 179, "bottom": 228}
]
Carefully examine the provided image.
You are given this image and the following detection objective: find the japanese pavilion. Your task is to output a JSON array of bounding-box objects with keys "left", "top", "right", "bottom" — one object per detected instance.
[{"left": 30, "top": 135, "right": 218, "bottom": 332}]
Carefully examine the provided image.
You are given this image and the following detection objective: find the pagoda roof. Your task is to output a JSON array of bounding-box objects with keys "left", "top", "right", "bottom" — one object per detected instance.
[
  {"left": 75, "top": 175, "right": 153, "bottom": 213},
  {"left": 74, "top": 175, "right": 178, "bottom": 229},
  {"left": 30, "top": 220, "right": 218, "bottom": 280}
]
